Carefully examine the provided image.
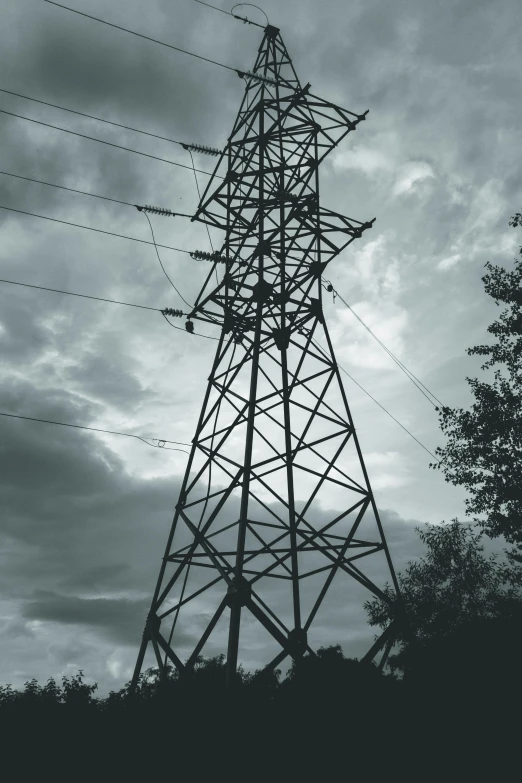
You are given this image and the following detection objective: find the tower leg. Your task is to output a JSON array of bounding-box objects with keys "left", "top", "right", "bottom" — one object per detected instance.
[
  {"left": 130, "top": 628, "right": 149, "bottom": 693},
  {"left": 226, "top": 603, "right": 242, "bottom": 689}
]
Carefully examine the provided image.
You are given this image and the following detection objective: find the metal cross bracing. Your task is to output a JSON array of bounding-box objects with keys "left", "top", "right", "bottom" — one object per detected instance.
[{"left": 132, "top": 24, "right": 401, "bottom": 688}]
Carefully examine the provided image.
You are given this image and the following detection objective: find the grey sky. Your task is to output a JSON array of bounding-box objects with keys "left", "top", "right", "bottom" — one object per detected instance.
[{"left": 0, "top": 0, "right": 520, "bottom": 693}]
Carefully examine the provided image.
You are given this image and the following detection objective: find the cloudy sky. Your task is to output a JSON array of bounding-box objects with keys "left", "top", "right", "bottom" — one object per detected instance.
[{"left": 0, "top": 0, "right": 520, "bottom": 694}]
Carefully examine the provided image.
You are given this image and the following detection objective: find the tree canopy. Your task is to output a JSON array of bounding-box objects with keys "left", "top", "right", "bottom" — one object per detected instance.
[
  {"left": 433, "top": 211, "right": 522, "bottom": 559},
  {"left": 365, "top": 520, "right": 522, "bottom": 673}
]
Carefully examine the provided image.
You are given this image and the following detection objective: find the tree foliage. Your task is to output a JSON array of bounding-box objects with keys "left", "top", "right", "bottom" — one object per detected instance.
[
  {"left": 0, "top": 670, "right": 97, "bottom": 714},
  {"left": 365, "top": 520, "right": 522, "bottom": 672},
  {"left": 432, "top": 212, "right": 522, "bottom": 558}
]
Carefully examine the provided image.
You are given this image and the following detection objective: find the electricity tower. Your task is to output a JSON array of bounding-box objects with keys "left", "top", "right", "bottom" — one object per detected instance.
[{"left": 132, "top": 24, "right": 401, "bottom": 688}]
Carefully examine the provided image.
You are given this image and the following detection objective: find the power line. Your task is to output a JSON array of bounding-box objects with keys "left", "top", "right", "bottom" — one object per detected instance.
[
  {"left": 191, "top": 0, "right": 265, "bottom": 28},
  {"left": 0, "top": 277, "right": 220, "bottom": 341},
  {"left": 0, "top": 86, "right": 187, "bottom": 147},
  {"left": 141, "top": 211, "right": 192, "bottom": 308},
  {"left": 337, "top": 362, "right": 438, "bottom": 461},
  {"left": 231, "top": 3, "right": 269, "bottom": 26},
  {"left": 1, "top": 180, "right": 193, "bottom": 311},
  {"left": 0, "top": 203, "right": 191, "bottom": 253},
  {"left": 44, "top": 0, "right": 240, "bottom": 73},
  {"left": 324, "top": 282, "right": 444, "bottom": 408},
  {"left": 192, "top": 0, "right": 239, "bottom": 19},
  {"left": 0, "top": 108, "right": 214, "bottom": 177},
  {"left": 312, "top": 338, "right": 438, "bottom": 461},
  {"left": 0, "top": 277, "right": 163, "bottom": 312},
  {"left": 1, "top": 171, "right": 193, "bottom": 218},
  {"left": 0, "top": 410, "right": 191, "bottom": 453},
  {"left": 0, "top": 170, "right": 135, "bottom": 208}
]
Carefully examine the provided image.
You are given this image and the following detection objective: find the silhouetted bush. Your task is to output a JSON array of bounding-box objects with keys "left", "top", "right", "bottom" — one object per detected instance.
[{"left": 1, "top": 642, "right": 520, "bottom": 777}]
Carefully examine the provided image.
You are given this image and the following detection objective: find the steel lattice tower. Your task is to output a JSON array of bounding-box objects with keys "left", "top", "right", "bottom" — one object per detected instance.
[{"left": 132, "top": 24, "right": 401, "bottom": 688}]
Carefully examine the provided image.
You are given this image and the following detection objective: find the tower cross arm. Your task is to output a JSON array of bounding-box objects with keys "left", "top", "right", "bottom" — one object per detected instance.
[
  {"left": 293, "top": 204, "right": 376, "bottom": 258},
  {"left": 316, "top": 206, "right": 376, "bottom": 236},
  {"left": 296, "top": 92, "right": 369, "bottom": 165},
  {"left": 307, "top": 93, "right": 369, "bottom": 128},
  {"left": 273, "top": 209, "right": 374, "bottom": 272}
]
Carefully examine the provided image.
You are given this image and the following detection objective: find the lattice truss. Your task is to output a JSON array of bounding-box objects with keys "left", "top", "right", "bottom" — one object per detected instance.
[{"left": 133, "top": 25, "right": 400, "bottom": 684}]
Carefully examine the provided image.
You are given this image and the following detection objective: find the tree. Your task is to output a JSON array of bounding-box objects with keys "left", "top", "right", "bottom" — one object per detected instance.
[
  {"left": 432, "top": 211, "right": 522, "bottom": 560},
  {"left": 365, "top": 520, "right": 522, "bottom": 673},
  {"left": 0, "top": 670, "right": 97, "bottom": 712}
]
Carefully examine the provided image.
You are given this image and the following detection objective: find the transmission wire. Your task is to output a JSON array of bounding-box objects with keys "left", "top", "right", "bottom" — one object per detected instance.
[
  {"left": 0, "top": 170, "right": 136, "bottom": 208},
  {"left": 231, "top": 3, "right": 269, "bottom": 26},
  {"left": 0, "top": 203, "right": 191, "bottom": 253},
  {"left": 311, "top": 338, "right": 438, "bottom": 461},
  {"left": 0, "top": 86, "right": 187, "bottom": 147},
  {"left": 191, "top": 0, "right": 265, "bottom": 27},
  {"left": 338, "top": 365, "right": 438, "bottom": 461},
  {"left": 0, "top": 411, "right": 190, "bottom": 452},
  {"left": 0, "top": 277, "right": 162, "bottom": 312},
  {"left": 44, "top": 1, "right": 240, "bottom": 73},
  {"left": 141, "top": 212, "right": 192, "bottom": 308},
  {"left": 0, "top": 108, "right": 214, "bottom": 177},
  {"left": 337, "top": 292, "right": 443, "bottom": 408},
  {"left": 0, "top": 170, "right": 192, "bottom": 219},
  {"left": 0, "top": 277, "right": 220, "bottom": 340},
  {"left": 192, "top": 0, "right": 237, "bottom": 17},
  {"left": 325, "top": 282, "right": 444, "bottom": 408}
]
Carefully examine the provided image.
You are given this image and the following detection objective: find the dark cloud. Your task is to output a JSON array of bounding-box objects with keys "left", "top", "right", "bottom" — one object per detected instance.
[
  {"left": 19, "top": 589, "right": 201, "bottom": 651},
  {"left": 61, "top": 349, "right": 148, "bottom": 408},
  {"left": 22, "top": 591, "right": 152, "bottom": 646}
]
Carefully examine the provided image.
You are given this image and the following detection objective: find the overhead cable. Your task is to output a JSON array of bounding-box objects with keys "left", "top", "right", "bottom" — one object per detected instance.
[
  {"left": 0, "top": 277, "right": 217, "bottom": 340},
  {"left": 0, "top": 86, "right": 187, "bottom": 147},
  {"left": 191, "top": 0, "right": 265, "bottom": 28},
  {"left": 0, "top": 277, "right": 163, "bottom": 312},
  {"left": 0, "top": 108, "right": 215, "bottom": 176},
  {"left": 44, "top": 0, "right": 240, "bottom": 73},
  {"left": 231, "top": 3, "right": 270, "bottom": 26},
  {"left": 338, "top": 362, "right": 438, "bottom": 461},
  {"left": 0, "top": 170, "right": 136, "bottom": 208},
  {"left": 43, "top": 1, "right": 278, "bottom": 87},
  {"left": 1, "top": 170, "right": 192, "bottom": 216},
  {"left": 140, "top": 210, "right": 192, "bottom": 308},
  {"left": 0, "top": 87, "right": 225, "bottom": 167},
  {"left": 0, "top": 203, "right": 191, "bottom": 253},
  {"left": 325, "top": 281, "right": 444, "bottom": 409},
  {"left": 0, "top": 410, "right": 191, "bottom": 453},
  {"left": 311, "top": 338, "right": 438, "bottom": 461}
]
